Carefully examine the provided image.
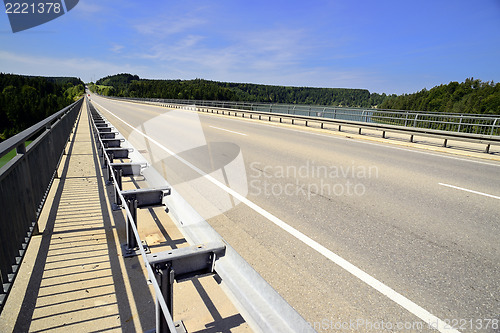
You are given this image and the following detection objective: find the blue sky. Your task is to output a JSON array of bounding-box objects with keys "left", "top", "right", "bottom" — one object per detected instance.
[{"left": 1, "top": 0, "right": 499, "bottom": 94}]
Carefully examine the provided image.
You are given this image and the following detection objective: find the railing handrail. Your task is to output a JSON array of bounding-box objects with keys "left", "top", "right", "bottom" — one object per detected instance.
[
  {"left": 97, "top": 95, "right": 500, "bottom": 136},
  {"left": 0, "top": 97, "right": 83, "bottom": 313},
  {"left": 126, "top": 97, "right": 500, "bottom": 118},
  {"left": 0, "top": 99, "right": 83, "bottom": 158}
]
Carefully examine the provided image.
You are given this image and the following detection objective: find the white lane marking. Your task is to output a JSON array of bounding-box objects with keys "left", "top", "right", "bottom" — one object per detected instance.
[
  {"left": 92, "top": 100, "right": 459, "bottom": 333},
  {"left": 439, "top": 183, "right": 500, "bottom": 200},
  {"left": 209, "top": 125, "right": 247, "bottom": 136},
  {"left": 194, "top": 109, "right": 500, "bottom": 167}
]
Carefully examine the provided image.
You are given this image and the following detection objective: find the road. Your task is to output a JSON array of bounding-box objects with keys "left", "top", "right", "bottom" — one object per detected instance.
[{"left": 89, "top": 94, "right": 500, "bottom": 332}]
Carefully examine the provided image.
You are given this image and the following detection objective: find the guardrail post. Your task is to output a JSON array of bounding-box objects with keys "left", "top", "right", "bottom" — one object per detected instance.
[
  {"left": 154, "top": 264, "right": 174, "bottom": 333},
  {"left": 126, "top": 199, "right": 138, "bottom": 250},
  {"left": 114, "top": 169, "right": 123, "bottom": 208}
]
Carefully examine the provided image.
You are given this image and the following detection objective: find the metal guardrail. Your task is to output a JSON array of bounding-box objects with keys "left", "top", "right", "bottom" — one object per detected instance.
[
  {"left": 109, "top": 96, "right": 500, "bottom": 136},
  {"left": 88, "top": 99, "right": 315, "bottom": 332},
  {"left": 88, "top": 101, "right": 180, "bottom": 333},
  {"left": 0, "top": 98, "right": 83, "bottom": 312},
  {"left": 126, "top": 98, "right": 499, "bottom": 154}
]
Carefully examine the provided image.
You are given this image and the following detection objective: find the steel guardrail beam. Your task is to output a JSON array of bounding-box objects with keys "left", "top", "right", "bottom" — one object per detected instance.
[{"left": 87, "top": 98, "right": 316, "bottom": 333}]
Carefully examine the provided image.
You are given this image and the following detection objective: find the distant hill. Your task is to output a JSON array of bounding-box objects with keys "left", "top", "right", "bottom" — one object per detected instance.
[
  {"left": 0, "top": 73, "right": 84, "bottom": 140},
  {"left": 93, "top": 73, "right": 386, "bottom": 108},
  {"left": 91, "top": 74, "right": 500, "bottom": 115}
]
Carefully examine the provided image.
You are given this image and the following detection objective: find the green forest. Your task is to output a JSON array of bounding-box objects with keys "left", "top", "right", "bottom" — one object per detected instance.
[
  {"left": 91, "top": 74, "right": 387, "bottom": 107},
  {"left": 90, "top": 74, "right": 500, "bottom": 115},
  {"left": 0, "top": 74, "right": 84, "bottom": 140},
  {"left": 379, "top": 78, "right": 500, "bottom": 115}
]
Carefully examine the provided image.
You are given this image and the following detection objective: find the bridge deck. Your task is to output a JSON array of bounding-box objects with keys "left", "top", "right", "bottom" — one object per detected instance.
[{"left": 0, "top": 100, "right": 249, "bottom": 332}]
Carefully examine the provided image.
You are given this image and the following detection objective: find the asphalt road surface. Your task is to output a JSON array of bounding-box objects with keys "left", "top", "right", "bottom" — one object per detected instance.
[{"left": 90, "top": 94, "right": 500, "bottom": 333}]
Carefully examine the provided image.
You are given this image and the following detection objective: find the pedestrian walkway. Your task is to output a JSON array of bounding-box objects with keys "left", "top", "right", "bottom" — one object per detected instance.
[{"left": 0, "top": 100, "right": 249, "bottom": 332}]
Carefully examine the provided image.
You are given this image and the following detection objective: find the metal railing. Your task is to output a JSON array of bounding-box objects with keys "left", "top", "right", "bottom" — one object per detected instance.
[
  {"left": 88, "top": 99, "right": 315, "bottom": 332},
  {"left": 88, "top": 101, "right": 179, "bottom": 332},
  {"left": 112, "top": 97, "right": 500, "bottom": 136},
  {"left": 113, "top": 98, "right": 500, "bottom": 154},
  {"left": 0, "top": 98, "right": 83, "bottom": 311},
  {"left": 103, "top": 96, "right": 500, "bottom": 153}
]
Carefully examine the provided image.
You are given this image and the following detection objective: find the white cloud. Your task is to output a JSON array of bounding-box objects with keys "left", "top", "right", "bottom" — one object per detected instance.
[
  {"left": 133, "top": 16, "right": 206, "bottom": 38},
  {"left": 110, "top": 43, "right": 125, "bottom": 53}
]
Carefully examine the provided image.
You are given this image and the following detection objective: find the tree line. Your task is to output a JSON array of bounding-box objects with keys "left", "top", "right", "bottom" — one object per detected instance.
[
  {"left": 92, "top": 73, "right": 387, "bottom": 107},
  {"left": 379, "top": 78, "right": 500, "bottom": 115},
  {"left": 91, "top": 74, "right": 500, "bottom": 115},
  {"left": 0, "top": 73, "right": 84, "bottom": 140}
]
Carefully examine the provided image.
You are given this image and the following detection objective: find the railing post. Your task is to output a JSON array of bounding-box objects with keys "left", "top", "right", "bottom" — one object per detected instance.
[
  {"left": 457, "top": 115, "right": 463, "bottom": 133},
  {"left": 491, "top": 118, "right": 499, "bottom": 136},
  {"left": 413, "top": 114, "right": 419, "bottom": 127},
  {"left": 126, "top": 199, "right": 138, "bottom": 250},
  {"left": 155, "top": 264, "right": 175, "bottom": 333},
  {"left": 114, "top": 169, "right": 123, "bottom": 208}
]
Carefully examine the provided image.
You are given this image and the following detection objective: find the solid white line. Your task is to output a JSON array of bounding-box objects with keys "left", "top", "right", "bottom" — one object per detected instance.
[
  {"left": 209, "top": 125, "right": 247, "bottom": 136},
  {"left": 92, "top": 100, "right": 459, "bottom": 333},
  {"left": 438, "top": 183, "right": 500, "bottom": 200}
]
